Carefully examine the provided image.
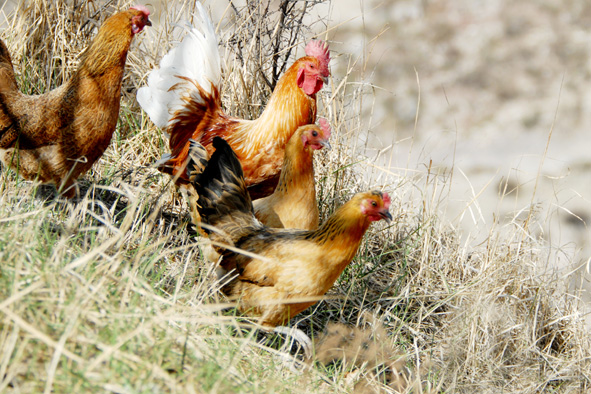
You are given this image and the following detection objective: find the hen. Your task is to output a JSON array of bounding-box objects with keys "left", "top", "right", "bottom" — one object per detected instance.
[
  {"left": 253, "top": 119, "right": 331, "bottom": 230},
  {"left": 137, "top": 2, "right": 330, "bottom": 198},
  {"left": 186, "top": 137, "right": 392, "bottom": 328},
  {"left": 0, "top": 5, "right": 151, "bottom": 198}
]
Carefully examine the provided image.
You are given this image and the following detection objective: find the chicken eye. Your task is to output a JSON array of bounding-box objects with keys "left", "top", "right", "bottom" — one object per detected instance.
[
  {"left": 312, "top": 130, "right": 318, "bottom": 137},
  {"left": 371, "top": 201, "right": 377, "bottom": 207}
]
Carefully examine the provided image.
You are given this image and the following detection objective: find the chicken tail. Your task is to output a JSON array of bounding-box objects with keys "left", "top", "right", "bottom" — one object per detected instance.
[
  {"left": 187, "top": 137, "right": 256, "bottom": 232},
  {"left": 186, "top": 141, "right": 209, "bottom": 181},
  {"left": 137, "top": 1, "right": 220, "bottom": 129}
]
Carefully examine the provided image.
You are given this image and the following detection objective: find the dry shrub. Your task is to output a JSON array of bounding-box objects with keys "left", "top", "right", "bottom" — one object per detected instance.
[{"left": 218, "top": 0, "right": 326, "bottom": 119}]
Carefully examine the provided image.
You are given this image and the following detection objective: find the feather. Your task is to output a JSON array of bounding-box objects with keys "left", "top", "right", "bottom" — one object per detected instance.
[
  {"left": 137, "top": 1, "right": 220, "bottom": 129},
  {"left": 188, "top": 137, "right": 259, "bottom": 242}
]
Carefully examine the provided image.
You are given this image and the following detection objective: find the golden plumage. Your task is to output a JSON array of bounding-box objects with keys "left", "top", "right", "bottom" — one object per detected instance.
[
  {"left": 253, "top": 121, "right": 331, "bottom": 230},
  {"left": 187, "top": 137, "right": 392, "bottom": 327}
]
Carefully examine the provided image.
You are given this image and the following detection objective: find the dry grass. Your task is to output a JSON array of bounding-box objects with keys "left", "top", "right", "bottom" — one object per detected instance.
[{"left": 0, "top": 0, "right": 590, "bottom": 393}]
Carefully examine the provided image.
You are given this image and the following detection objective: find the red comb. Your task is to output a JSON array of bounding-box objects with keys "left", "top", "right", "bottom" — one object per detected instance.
[
  {"left": 318, "top": 118, "right": 331, "bottom": 139},
  {"left": 305, "top": 40, "right": 330, "bottom": 77},
  {"left": 131, "top": 4, "right": 150, "bottom": 15},
  {"left": 382, "top": 192, "right": 391, "bottom": 208}
]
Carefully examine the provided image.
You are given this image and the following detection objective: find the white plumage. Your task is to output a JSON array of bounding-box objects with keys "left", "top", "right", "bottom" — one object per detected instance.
[{"left": 137, "top": 1, "right": 221, "bottom": 129}]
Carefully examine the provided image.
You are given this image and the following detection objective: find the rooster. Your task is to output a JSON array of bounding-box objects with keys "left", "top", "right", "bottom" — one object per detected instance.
[
  {"left": 137, "top": 2, "right": 330, "bottom": 198},
  {"left": 186, "top": 137, "right": 392, "bottom": 329},
  {"left": 253, "top": 119, "right": 331, "bottom": 230},
  {"left": 0, "top": 5, "right": 151, "bottom": 198}
]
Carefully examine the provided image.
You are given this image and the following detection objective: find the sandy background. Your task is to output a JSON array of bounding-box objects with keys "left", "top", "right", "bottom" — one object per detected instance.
[
  {"left": 322, "top": 0, "right": 591, "bottom": 312},
  {"left": 318, "top": 2, "right": 591, "bottom": 271}
]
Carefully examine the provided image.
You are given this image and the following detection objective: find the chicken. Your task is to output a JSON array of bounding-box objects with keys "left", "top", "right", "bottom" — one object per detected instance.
[
  {"left": 0, "top": 5, "right": 151, "bottom": 198},
  {"left": 186, "top": 136, "right": 392, "bottom": 328},
  {"left": 253, "top": 119, "right": 331, "bottom": 230},
  {"left": 137, "top": 2, "right": 330, "bottom": 198}
]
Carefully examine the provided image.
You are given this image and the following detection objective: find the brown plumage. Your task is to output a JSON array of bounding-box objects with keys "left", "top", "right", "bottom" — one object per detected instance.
[
  {"left": 137, "top": 4, "right": 330, "bottom": 199},
  {"left": 253, "top": 119, "right": 331, "bottom": 230},
  {"left": 187, "top": 137, "right": 392, "bottom": 327},
  {"left": 0, "top": 5, "right": 151, "bottom": 198}
]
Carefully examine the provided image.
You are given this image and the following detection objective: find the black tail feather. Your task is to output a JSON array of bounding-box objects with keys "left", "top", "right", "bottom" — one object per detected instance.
[
  {"left": 186, "top": 137, "right": 256, "bottom": 233},
  {"left": 186, "top": 139, "right": 209, "bottom": 181}
]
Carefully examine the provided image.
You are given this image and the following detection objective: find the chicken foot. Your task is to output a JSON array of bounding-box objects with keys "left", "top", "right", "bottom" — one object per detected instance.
[{"left": 271, "top": 325, "right": 312, "bottom": 359}]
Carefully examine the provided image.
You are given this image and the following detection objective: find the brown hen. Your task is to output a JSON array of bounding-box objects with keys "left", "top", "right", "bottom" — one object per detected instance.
[
  {"left": 253, "top": 119, "right": 331, "bottom": 230},
  {"left": 0, "top": 5, "right": 151, "bottom": 198}
]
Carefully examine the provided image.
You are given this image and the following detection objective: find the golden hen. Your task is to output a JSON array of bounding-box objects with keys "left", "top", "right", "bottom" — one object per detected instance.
[
  {"left": 253, "top": 118, "right": 331, "bottom": 230},
  {"left": 187, "top": 137, "right": 392, "bottom": 328},
  {"left": 137, "top": 2, "right": 330, "bottom": 198},
  {"left": 0, "top": 5, "right": 151, "bottom": 198}
]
